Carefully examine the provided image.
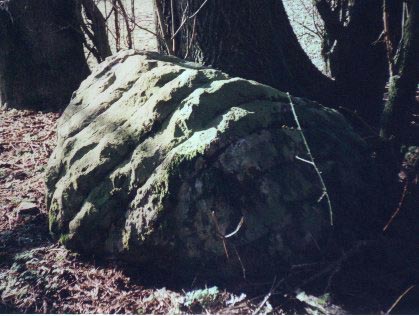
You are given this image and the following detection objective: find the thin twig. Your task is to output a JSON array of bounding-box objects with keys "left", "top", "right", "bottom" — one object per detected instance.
[
  {"left": 225, "top": 217, "right": 244, "bottom": 239},
  {"left": 115, "top": 9, "right": 158, "bottom": 37},
  {"left": 184, "top": 15, "right": 197, "bottom": 59},
  {"left": 115, "top": 0, "right": 133, "bottom": 49},
  {"left": 383, "top": 181, "right": 409, "bottom": 232},
  {"left": 211, "top": 211, "right": 230, "bottom": 259},
  {"left": 296, "top": 155, "right": 315, "bottom": 166},
  {"left": 170, "top": 0, "right": 175, "bottom": 52},
  {"left": 232, "top": 245, "right": 247, "bottom": 280},
  {"left": 112, "top": 0, "right": 121, "bottom": 51},
  {"left": 253, "top": 276, "right": 278, "bottom": 315},
  {"left": 287, "top": 93, "right": 334, "bottom": 226},
  {"left": 154, "top": 0, "right": 174, "bottom": 54},
  {"left": 211, "top": 212, "right": 245, "bottom": 260},
  {"left": 386, "top": 285, "right": 416, "bottom": 315},
  {"left": 170, "top": 0, "right": 209, "bottom": 40}
]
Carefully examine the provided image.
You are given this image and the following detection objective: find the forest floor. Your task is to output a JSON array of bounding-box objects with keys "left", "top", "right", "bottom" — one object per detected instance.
[
  {"left": 0, "top": 107, "right": 319, "bottom": 314},
  {"left": 1, "top": 105, "right": 418, "bottom": 314}
]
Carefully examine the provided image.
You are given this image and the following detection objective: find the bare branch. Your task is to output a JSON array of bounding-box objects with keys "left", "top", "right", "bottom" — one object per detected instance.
[
  {"left": 170, "top": 0, "right": 209, "bottom": 40},
  {"left": 80, "top": 0, "right": 112, "bottom": 62},
  {"left": 287, "top": 93, "right": 334, "bottom": 226},
  {"left": 155, "top": 0, "right": 174, "bottom": 54}
]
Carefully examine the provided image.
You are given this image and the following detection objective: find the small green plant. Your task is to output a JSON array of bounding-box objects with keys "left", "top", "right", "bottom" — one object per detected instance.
[
  {"left": 180, "top": 286, "right": 220, "bottom": 308},
  {"left": 59, "top": 234, "right": 71, "bottom": 245}
]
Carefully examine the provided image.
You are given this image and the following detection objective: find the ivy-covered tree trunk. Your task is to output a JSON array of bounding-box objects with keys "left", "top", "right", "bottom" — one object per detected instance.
[
  {"left": 315, "top": 0, "right": 388, "bottom": 124},
  {"left": 155, "top": 0, "right": 338, "bottom": 108},
  {"left": 0, "top": 0, "right": 90, "bottom": 110},
  {"left": 380, "top": 0, "right": 419, "bottom": 144}
]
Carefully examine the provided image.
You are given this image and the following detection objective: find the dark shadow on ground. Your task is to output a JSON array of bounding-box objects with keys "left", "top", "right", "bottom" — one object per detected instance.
[{"left": 0, "top": 213, "right": 51, "bottom": 265}]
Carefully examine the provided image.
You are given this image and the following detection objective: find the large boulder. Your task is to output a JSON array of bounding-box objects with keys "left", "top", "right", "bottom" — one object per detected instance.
[{"left": 46, "top": 50, "right": 379, "bottom": 280}]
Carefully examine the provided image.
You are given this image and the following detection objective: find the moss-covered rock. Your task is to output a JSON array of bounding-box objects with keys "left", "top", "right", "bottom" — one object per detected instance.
[{"left": 46, "top": 50, "right": 380, "bottom": 280}]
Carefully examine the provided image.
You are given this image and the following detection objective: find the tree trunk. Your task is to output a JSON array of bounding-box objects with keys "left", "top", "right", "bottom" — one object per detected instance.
[
  {"left": 80, "top": 0, "right": 113, "bottom": 62},
  {"left": 315, "top": 0, "right": 389, "bottom": 125},
  {"left": 0, "top": 0, "right": 90, "bottom": 110},
  {"left": 155, "top": 0, "right": 338, "bottom": 108},
  {"left": 380, "top": 0, "right": 419, "bottom": 144}
]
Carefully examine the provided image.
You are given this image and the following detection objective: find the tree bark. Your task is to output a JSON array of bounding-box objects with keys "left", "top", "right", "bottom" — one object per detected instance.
[
  {"left": 315, "top": 0, "right": 389, "bottom": 124},
  {"left": 380, "top": 0, "right": 419, "bottom": 144},
  {"left": 0, "top": 0, "right": 90, "bottom": 110},
  {"left": 80, "top": 0, "right": 113, "bottom": 62},
  {"left": 155, "top": 0, "right": 338, "bottom": 109}
]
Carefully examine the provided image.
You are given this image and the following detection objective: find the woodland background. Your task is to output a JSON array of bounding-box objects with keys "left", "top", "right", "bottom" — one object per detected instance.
[{"left": 0, "top": 0, "right": 418, "bottom": 314}]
